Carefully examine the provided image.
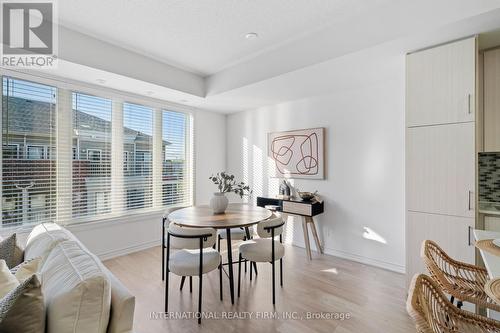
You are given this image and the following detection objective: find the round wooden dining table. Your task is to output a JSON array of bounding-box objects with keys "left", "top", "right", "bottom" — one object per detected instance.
[{"left": 168, "top": 203, "right": 272, "bottom": 304}]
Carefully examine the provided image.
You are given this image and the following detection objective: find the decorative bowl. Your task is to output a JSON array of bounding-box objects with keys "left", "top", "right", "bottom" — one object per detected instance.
[{"left": 297, "top": 191, "right": 317, "bottom": 201}]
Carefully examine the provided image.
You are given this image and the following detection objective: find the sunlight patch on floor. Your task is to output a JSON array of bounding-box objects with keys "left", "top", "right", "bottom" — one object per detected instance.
[{"left": 321, "top": 267, "right": 339, "bottom": 274}]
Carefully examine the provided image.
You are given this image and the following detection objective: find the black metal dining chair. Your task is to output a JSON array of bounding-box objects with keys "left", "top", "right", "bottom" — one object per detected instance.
[
  {"left": 162, "top": 206, "right": 186, "bottom": 281},
  {"left": 217, "top": 227, "right": 257, "bottom": 276},
  {"left": 165, "top": 222, "right": 222, "bottom": 324},
  {"left": 237, "top": 214, "right": 285, "bottom": 304}
]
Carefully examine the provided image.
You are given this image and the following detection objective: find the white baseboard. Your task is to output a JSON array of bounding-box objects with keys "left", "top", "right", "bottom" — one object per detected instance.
[
  {"left": 324, "top": 247, "right": 405, "bottom": 274},
  {"left": 291, "top": 241, "right": 406, "bottom": 274},
  {"left": 95, "top": 239, "right": 405, "bottom": 274},
  {"left": 96, "top": 238, "right": 406, "bottom": 273},
  {"left": 97, "top": 239, "right": 160, "bottom": 261}
]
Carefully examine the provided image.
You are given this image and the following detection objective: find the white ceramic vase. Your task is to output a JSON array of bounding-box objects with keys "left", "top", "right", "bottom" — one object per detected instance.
[{"left": 210, "top": 192, "right": 229, "bottom": 214}]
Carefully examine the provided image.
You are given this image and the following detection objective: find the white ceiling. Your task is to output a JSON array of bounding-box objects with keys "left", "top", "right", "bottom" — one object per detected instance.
[
  {"left": 23, "top": 0, "right": 500, "bottom": 113},
  {"left": 58, "top": 0, "right": 392, "bottom": 76}
]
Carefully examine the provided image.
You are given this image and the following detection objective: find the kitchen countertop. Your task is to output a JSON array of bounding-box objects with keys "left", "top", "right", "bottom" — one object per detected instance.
[
  {"left": 474, "top": 229, "right": 500, "bottom": 278},
  {"left": 473, "top": 229, "right": 500, "bottom": 319}
]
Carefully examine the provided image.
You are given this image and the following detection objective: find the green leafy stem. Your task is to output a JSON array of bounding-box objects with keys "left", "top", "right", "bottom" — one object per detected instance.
[{"left": 209, "top": 171, "right": 252, "bottom": 199}]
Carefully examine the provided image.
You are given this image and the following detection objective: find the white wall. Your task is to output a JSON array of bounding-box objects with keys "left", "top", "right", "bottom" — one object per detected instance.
[
  {"left": 226, "top": 71, "right": 406, "bottom": 272},
  {"left": 193, "top": 110, "right": 227, "bottom": 205}
]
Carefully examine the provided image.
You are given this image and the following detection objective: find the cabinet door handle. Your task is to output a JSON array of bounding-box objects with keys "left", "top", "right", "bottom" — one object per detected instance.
[
  {"left": 467, "top": 93, "right": 472, "bottom": 114},
  {"left": 468, "top": 226, "right": 472, "bottom": 246},
  {"left": 468, "top": 190, "right": 474, "bottom": 211}
]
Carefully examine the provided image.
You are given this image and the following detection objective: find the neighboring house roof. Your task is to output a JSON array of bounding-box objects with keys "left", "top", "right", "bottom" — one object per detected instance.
[{"left": 2, "top": 96, "right": 170, "bottom": 145}]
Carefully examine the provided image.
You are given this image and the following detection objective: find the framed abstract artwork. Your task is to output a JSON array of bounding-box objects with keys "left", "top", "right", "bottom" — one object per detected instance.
[{"left": 268, "top": 127, "right": 325, "bottom": 179}]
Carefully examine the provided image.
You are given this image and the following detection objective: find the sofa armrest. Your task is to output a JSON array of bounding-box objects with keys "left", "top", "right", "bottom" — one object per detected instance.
[{"left": 105, "top": 269, "right": 135, "bottom": 333}]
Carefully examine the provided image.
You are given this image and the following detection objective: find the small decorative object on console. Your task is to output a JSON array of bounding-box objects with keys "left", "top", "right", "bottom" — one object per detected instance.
[
  {"left": 296, "top": 189, "right": 318, "bottom": 202},
  {"left": 209, "top": 172, "right": 251, "bottom": 214}
]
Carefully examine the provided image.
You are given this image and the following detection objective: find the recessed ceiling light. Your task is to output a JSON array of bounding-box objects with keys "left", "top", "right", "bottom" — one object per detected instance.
[
  {"left": 96, "top": 79, "right": 106, "bottom": 84},
  {"left": 245, "top": 32, "right": 258, "bottom": 40},
  {"left": 145, "top": 91, "right": 155, "bottom": 96}
]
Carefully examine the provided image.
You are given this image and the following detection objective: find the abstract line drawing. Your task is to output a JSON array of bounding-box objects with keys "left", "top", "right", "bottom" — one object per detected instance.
[{"left": 268, "top": 127, "right": 324, "bottom": 179}]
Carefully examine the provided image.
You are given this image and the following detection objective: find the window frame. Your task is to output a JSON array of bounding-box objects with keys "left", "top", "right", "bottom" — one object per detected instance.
[
  {"left": 0, "top": 69, "right": 195, "bottom": 228},
  {"left": 122, "top": 102, "right": 154, "bottom": 211},
  {"left": 123, "top": 151, "right": 130, "bottom": 171},
  {"left": 161, "top": 109, "right": 190, "bottom": 207},
  {"left": 3, "top": 144, "right": 19, "bottom": 159},
  {"left": 26, "top": 145, "right": 47, "bottom": 160},
  {"left": 1, "top": 76, "right": 57, "bottom": 228},
  {"left": 86, "top": 149, "right": 102, "bottom": 161},
  {"left": 71, "top": 91, "right": 113, "bottom": 221},
  {"left": 135, "top": 150, "right": 152, "bottom": 174}
]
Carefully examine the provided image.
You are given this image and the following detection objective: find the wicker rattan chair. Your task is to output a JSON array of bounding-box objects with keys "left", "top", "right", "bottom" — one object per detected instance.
[
  {"left": 421, "top": 240, "right": 500, "bottom": 312},
  {"left": 407, "top": 274, "right": 500, "bottom": 333}
]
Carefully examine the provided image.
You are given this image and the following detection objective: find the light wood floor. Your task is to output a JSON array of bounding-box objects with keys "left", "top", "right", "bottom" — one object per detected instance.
[{"left": 104, "top": 244, "right": 415, "bottom": 333}]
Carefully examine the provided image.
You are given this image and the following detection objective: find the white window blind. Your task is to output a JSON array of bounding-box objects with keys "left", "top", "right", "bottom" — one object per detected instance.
[
  {"left": 2, "top": 77, "right": 57, "bottom": 226},
  {"left": 162, "top": 110, "right": 191, "bottom": 206},
  {"left": 123, "top": 102, "right": 153, "bottom": 211},
  {"left": 1, "top": 74, "right": 194, "bottom": 227},
  {"left": 72, "top": 93, "right": 112, "bottom": 218}
]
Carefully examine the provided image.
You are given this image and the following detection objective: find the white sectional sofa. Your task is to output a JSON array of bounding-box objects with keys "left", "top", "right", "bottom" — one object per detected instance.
[{"left": 24, "top": 223, "right": 135, "bottom": 333}]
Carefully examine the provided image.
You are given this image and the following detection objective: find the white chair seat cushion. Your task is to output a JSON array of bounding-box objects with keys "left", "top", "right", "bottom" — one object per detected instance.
[
  {"left": 169, "top": 248, "right": 221, "bottom": 276},
  {"left": 239, "top": 239, "right": 285, "bottom": 262},
  {"left": 41, "top": 240, "right": 111, "bottom": 333},
  {"left": 218, "top": 228, "right": 247, "bottom": 240}
]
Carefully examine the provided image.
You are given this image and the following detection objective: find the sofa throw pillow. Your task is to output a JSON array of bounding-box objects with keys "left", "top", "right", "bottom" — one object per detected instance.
[
  {"left": 12, "top": 241, "right": 23, "bottom": 268},
  {"left": 11, "top": 257, "right": 42, "bottom": 282},
  {"left": 0, "top": 274, "right": 45, "bottom": 333},
  {"left": 0, "top": 260, "right": 19, "bottom": 299},
  {"left": 0, "top": 234, "right": 23, "bottom": 268},
  {"left": 42, "top": 241, "right": 111, "bottom": 333}
]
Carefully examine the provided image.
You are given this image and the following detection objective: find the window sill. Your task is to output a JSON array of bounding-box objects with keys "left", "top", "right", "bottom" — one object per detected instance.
[
  {"left": 65, "top": 206, "right": 183, "bottom": 230},
  {"left": 0, "top": 204, "right": 190, "bottom": 237}
]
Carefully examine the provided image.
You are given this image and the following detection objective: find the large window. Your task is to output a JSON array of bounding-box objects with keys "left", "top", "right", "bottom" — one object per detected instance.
[
  {"left": 1, "top": 75, "right": 193, "bottom": 227},
  {"left": 123, "top": 102, "right": 153, "bottom": 210},
  {"left": 162, "top": 110, "right": 190, "bottom": 206},
  {"left": 2, "top": 77, "right": 56, "bottom": 226},
  {"left": 72, "top": 93, "right": 112, "bottom": 218}
]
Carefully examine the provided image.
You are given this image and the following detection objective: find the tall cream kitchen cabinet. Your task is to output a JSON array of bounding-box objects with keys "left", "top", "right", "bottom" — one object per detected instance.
[
  {"left": 406, "top": 38, "right": 476, "bottom": 127},
  {"left": 484, "top": 48, "right": 500, "bottom": 152},
  {"left": 406, "top": 37, "right": 477, "bottom": 287}
]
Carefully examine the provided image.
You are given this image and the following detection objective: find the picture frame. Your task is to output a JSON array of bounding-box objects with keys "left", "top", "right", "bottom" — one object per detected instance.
[{"left": 268, "top": 127, "right": 325, "bottom": 179}]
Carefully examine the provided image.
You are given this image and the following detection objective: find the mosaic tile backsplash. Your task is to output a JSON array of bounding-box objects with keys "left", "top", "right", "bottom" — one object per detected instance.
[{"left": 479, "top": 152, "right": 500, "bottom": 203}]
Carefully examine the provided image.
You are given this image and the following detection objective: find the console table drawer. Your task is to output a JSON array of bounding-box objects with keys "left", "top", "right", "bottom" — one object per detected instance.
[{"left": 282, "top": 201, "right": 312, "bottom": 216}]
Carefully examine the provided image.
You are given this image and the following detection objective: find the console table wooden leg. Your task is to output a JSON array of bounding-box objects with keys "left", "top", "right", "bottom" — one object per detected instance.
[
  {"left": 308, "top": 216, "right": 323, "bottom": 254},
  {"left": 302, "top": 217, "right": 312, "bottom": 260}
]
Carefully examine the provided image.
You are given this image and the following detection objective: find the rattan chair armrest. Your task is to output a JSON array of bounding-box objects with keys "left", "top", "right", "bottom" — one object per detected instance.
[
  {"left": 452, "top": 260, "right": 489, "bottom": 274},
  {"left": 408, "top": 274, "right": 500, "bottom": 333}
]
